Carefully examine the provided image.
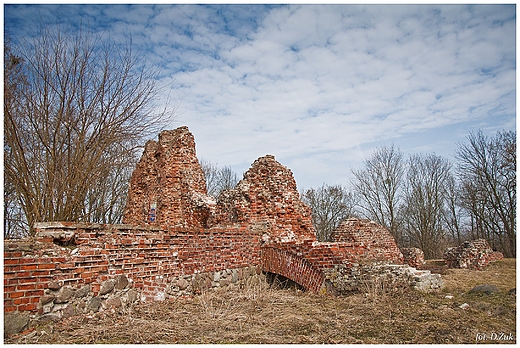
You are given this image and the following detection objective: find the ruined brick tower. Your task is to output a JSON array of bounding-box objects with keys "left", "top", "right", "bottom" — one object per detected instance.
[{"left": 123, "top": 126, "right": 215, "bottom": 228}]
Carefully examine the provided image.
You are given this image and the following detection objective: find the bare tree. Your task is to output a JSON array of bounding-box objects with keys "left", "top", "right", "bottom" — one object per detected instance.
[
  {"left": 200, "top": 159, "right": 220, "bottom": 196},
  {"left": 301, "top": 184, "right": 356, "bottom": 242},
  {"left": 200, "top": 159, "right": 240, "bottom": 197},
  {"left": 83, "top": 146, "right": 137, "bottom": 224},
  {"left": 4, "top": 25, "right": 171, "bottom": 237},
  {"left": 402, "top": 153, "right": 452, "bottom": 259},
  {"left": 217, "top": 166, "right": 240, "bottom": 193},
  {"left": 351, "top": 145, "right": 406, "bottom": 245},
  {"left": 442, "top": 174, "right": 466, "bottom": 246},
  {"left": 4, "top": 33, "right": 30, "bottom": 238},
  {"left": 456, "top": 130, "right": 516, "bottom": 257}
]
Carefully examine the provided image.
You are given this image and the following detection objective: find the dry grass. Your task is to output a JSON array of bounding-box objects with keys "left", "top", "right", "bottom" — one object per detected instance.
[{"left": 5, "top": 259, "right": 516, "bottom": 344}]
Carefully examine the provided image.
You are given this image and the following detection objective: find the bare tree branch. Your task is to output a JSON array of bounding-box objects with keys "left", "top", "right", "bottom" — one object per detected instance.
[{"left": 4, "top": 25, "right": 173, "bottom": 237}]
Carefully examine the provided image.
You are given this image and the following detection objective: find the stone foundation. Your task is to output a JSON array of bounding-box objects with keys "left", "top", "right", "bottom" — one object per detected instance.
[{"left": 323, "top": 261, "right": 443, "bottom": 294}]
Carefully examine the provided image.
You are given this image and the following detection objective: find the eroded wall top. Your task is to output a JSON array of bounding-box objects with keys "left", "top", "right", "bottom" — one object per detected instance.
[{"left": 210, "top": 154, "right": 316, "bottom": 243}]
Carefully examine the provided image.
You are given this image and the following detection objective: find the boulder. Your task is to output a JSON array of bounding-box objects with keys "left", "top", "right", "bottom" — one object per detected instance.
[
  {"left": 47, "top": 281, "right": 62, "bottom": 291},
  {"left": 99, "top": 280, "right": 115, "bottom": 295},
  {"left": 62, "top": 304, "right": 75, "bottom": 318},
  {"left": 177, "top": 277, "right": 189, "bottom": 290},
  {"left": 469, "top": 284, "right": 500, "bottom": 295},
  {"left": 126, "top": 289, "right": 139, "bottom": 303},
  {"left": 114, "top": 275, "right": 129, "bottom": 290},
  {"left": 55, "top": 287, "right": 74, "bottom": 303},
  {"left": 88, "top": 296, "right": 102, "bottom": 311},
  {"left": 74, "top": 284, "right": 90, "bottom": 298},
  {"left": 106, "top": 297, "right": 122, "bottom": 308},
  {"left": 39, "top": 294, "right": 56, "bottom": 305}
]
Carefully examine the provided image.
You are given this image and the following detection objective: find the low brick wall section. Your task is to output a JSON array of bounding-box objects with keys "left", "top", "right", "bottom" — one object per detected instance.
[
  {"left": 4, "top": 222, "right": 262, "bottom": 314},
  {"left": 4, "top": 221, "right": 430, "bottom": 323}
]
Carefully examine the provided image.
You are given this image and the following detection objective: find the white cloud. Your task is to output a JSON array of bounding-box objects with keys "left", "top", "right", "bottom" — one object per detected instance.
[{"left": 4, "top": 4, "right": 515, "bottom": 189}]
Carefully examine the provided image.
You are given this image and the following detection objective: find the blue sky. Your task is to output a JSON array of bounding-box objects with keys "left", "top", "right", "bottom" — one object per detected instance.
[{"left": 4, "top": 4, "right": 516, "bottom": 190}]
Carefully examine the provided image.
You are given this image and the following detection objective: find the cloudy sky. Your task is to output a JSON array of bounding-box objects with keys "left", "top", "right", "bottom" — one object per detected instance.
[{"left": 4, "top": 3, "right": 516, "bottom": 190}]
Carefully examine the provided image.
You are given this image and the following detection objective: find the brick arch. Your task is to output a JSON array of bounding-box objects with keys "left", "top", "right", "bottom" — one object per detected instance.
[{"left": 261, "top": 246, "right": 325, "bottom": 293}]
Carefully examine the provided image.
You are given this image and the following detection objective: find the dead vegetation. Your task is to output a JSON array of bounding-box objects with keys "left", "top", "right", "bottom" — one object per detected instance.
[{"left": 5, "top": 259, "right": 516, "bottom": 344}]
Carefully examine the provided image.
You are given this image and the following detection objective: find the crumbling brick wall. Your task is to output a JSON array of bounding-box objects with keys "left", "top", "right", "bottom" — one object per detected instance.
[
  {"left": 401, "top": 247, "right": 425, "bottom": 268},
  {"left": 443, "top": 239, "right": 504, "bottom": 269},
  {"left": 210, "top": 154, "right": 316, "bottom": 244},
  {"left": 4, "top": 126, "right": 443, "bottom": 328},
  {"left": 331, "top": 218, "right": 404, "bottom": 263},
  {"left": 4, "top": 222, "right": 263, "bottom": 318}
]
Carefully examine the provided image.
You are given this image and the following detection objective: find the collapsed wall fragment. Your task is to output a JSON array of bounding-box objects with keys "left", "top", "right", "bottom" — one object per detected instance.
[
  {"left": 401, "top": 247, "right": 426, "bottom": 268},
  {"left": 331, "top": 218, "right": 404, "bottom": 263}
]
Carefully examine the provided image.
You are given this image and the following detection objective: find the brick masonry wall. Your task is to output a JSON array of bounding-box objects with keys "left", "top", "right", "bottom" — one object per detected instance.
[
  {"left": 331, "top": 218, "right": 404, "bottom": 263},
  {"left": 210, "top": 155, "right": 316, "bottom": 244},
  {"left": 123, "top": 127, "right": 215, "bottom": 228},
  {"left": 4, "top": 221, "right": 412, "bottom": 317},
  {"left": 4, "top": 222, "right": 262, "bottom": 315}
]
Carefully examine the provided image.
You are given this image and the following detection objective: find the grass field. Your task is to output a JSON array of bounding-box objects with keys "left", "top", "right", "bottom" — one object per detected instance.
[{"left": 5, "top": 259, "right": 516, "bottom": 344}]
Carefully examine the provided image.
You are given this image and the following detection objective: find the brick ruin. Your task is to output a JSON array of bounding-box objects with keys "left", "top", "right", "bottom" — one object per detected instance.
[
  {"left": 443, "top": 239, "right": 504, "bottom": 270},
  {"left": 400, "top": 248, "right": 426, "bottom": 268},
  {"left": 4, "top": 126, "right": 444, "bottom": 333},
  {"left": 331, "top": 218, "right": 404, "bottom": 261},
  {"left": 123, "top": 127, "right": 213, "bottom": 228}
]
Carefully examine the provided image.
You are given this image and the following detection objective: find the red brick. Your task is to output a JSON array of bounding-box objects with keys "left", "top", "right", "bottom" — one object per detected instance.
[
  {"left": 5, "top": 251, "right": 23, "bottom": 258},
  {"left": 6, "top": 278, "right": 19, "bottom": 285},
  {"left": 16, "top": 271, "right": 31, "bottom": 278},
  {"left": 18, "top": 303, "right": 37, "bottom": 311},
  {"left": 51, "top": 257, "right": 67, "bottom": 263},
  {"left": 31, "top": 270, "right": 51, "bottom": 277},
  {"left": 80, "top": 272, "right": 93, "bottom": 279},
  {"left": 17, "top": 284, "right": 36, "bottom": 291},
  {"left": 3, "top": 259, "right": 19, "bottom": 265},
  {"left": 9, "top": 291, "right": 25, "bottom": 299},
  {"left": 25, "top": 290, "right": 44, "bottom": 297},
  {"left": 4, "top": 306, "right": 17, "bottom": 313},
  {"left": 58, "top": 263, "right": 75, "bottom": 269},
  {"left": 13, "top": 297, "right": 31, "bottom": 305},
  {"left": 5, "top": 265, "right": 21, "bottom": 272}
]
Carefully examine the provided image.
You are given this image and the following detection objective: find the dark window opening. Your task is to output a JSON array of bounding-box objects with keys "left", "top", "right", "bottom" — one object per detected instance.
[{"left": 264, "top": 272, "right": 305, "bottom": 291}]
